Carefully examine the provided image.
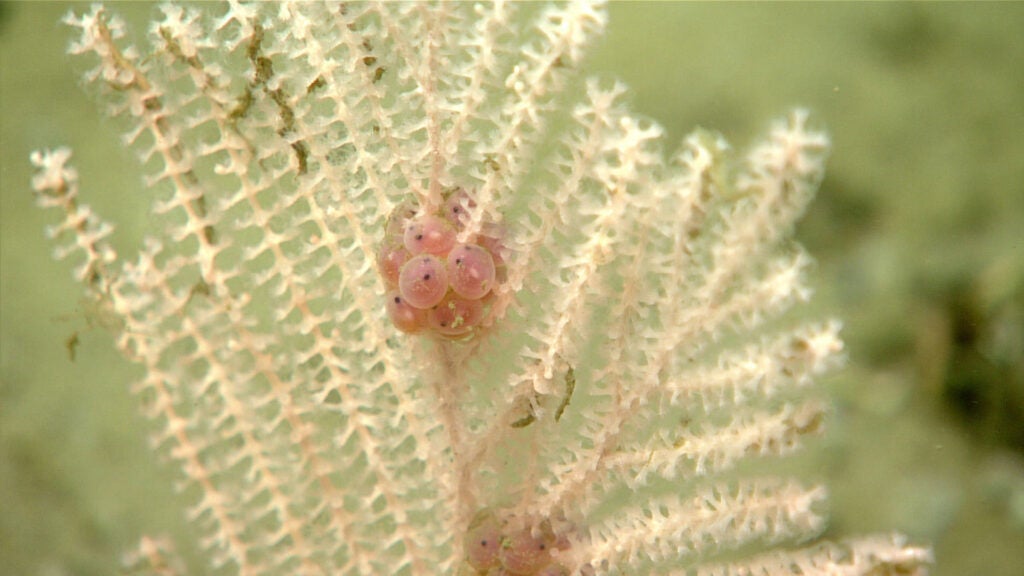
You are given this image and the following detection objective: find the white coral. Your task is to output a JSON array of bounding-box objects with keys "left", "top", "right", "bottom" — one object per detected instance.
[{"left": 32, "top": 3, "right": 928, "bottom": 576}]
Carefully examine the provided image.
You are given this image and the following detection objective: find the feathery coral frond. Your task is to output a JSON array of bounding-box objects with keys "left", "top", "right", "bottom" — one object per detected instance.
[{"left": 32, "top": 3, "right": 929, "bottom": 576}]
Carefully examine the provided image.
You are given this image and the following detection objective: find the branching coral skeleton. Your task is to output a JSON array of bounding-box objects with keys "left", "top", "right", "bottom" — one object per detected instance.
[{"left": 31, "top": 2, "right": 930, "bottom": 575}]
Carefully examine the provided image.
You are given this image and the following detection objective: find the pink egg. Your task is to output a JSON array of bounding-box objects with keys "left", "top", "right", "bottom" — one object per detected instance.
[
  {"left": 464, "top": 511, "right": 503, "bottom": 572},
  {"left": 498, "top": 526, "right": 552, "bottom": 575},
  {"left": 376, "top": 241, "right": 411, "bottom": 288},
  {"left": 403, "top": 214, "right": 456, "bottom": 256},
  {"left": 399, "top": 255, "right": 448, "bottom": 309},
  {"left": 446, "top": 243, "right": 496, "bottom": 300},
  {"left": 428, "top": 294, "right": 483, "bottom": 338},
  {"left": 384, "top": 198, "right": 418, "bottom": 240},
  {"left": 443, "top": 188, "right": 476, "bottom": 230},
  {"left": 384, "top": 291, "right": 427, "bottom": 333}
]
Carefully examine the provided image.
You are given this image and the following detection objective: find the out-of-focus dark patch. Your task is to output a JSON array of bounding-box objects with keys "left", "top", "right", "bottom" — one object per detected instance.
[
  {"left": 797, "top": 177, "right": 878, "bottom": 257},
  {"left": 936, "top": 283, "right": 1024, "bottom": 453},
  {"left": 868, "top": 4, "right": 946, "bottom": 67},
  {"left": 0, "top": 2, "right": 13, "bottom": 37}
]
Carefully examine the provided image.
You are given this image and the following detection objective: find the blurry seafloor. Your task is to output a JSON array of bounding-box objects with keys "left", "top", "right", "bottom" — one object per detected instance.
[{"left": 1, "top": 2, "right": 1022, "bottom": 575}]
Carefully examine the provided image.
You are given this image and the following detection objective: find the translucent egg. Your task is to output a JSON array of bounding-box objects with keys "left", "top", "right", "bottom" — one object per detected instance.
[
  {"left": 384, "top": 292, "right": 427, "bottom": 333},
  {"left": 376, "top": 241, "right": 411, "bottom": 288},
  {"left": 498, "top": 526, "right": 552, "bottom": 575},
  {"left": 428, "top": 294, "right": 483, "bottom": 338},
  {"left": 404, "top": 214, "right": 456, "bottom": 256},
  {"left": 446, "top": 243, "right": 496, "bottom": 300},
  {"left": 444, "top": 188, "right": 476, "bottom": 230},
  {"left": 463, "top": 511, "right": 503, "bottom": 572},
  {"left": 385, "top": 198, "right": 418, "bottom": 240},
  {"left": 476, "top": 230, "right": 506, "bottom": 265},
  {"left": 399, "top": 255, "right": 449, "bottom": 309}
]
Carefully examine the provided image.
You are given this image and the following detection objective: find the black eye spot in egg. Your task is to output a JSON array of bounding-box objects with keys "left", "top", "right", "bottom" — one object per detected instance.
[
  {"left": 393, "top": 296, "right": 401, "bottom": 303},
  {"left": 423, "top": 274, "right": 431, "bottom": 280}
]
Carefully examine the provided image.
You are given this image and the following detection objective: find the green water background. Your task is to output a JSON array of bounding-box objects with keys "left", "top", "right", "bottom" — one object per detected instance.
[{"left": 2, "top": 2, "right": 1022, "bottom": 575}]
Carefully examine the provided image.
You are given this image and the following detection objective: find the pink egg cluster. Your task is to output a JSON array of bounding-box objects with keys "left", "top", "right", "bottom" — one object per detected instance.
[
  {"left": 462, "top": 511, "right": 576, "bottom": 576},
  {"left": 377, "top": 189, "right": 506, "bottom": 338}
]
